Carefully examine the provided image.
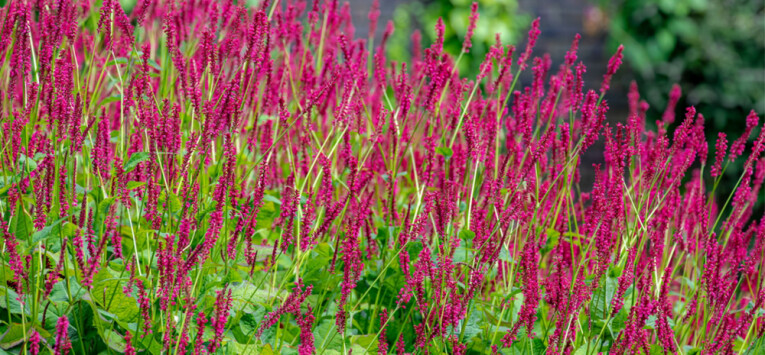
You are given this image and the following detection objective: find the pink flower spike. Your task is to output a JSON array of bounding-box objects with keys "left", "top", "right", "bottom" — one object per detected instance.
[
  {"left": 517, "top": 18, "right": 541, "bottom": 71},
  {"left": 54, "top": 316, "right": 71, "bottom": 355},
  {"left": 565, "top": 34, "right": 581, "bottom": 66},
  {"left": 712, "top": 132, "right": 728, "bottom": 177},
  {"left": 462, "top": 3, "right": 479, "bottom": 53},
  {"left": 600, "top": 44, "right": 623, "bottom": 94},
  {"left": 29, "top": 330, "right": 41, "bottom": 355},
  {"left": 125, "top": 330, "right": 136, "bottom": 355},
  {"left": 729, "top": 110, "right": 760, "bottom": 161},
  {"left": 662, "top": 84, "right": 682, "bottom": 125}
]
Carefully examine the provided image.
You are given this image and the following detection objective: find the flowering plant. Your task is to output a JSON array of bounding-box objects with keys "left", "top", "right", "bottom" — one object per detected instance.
[{"left": 0, "top": 0, "right": 762, "bottom": 354}]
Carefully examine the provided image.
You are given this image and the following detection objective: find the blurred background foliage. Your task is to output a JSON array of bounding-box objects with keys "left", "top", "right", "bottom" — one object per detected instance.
[
  {"left": 387, "top": 0, "right": 530, "bottom": 77},
  {"left": 603, "top": 0, "right": 764, "bottom": 132},
  {"left": 602, "top": 0, "right": 764, "bottom": 214}
]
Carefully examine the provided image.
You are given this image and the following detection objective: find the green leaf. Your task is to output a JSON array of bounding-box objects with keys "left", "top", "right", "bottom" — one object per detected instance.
[
  {"left": 0, "top": 323, "right": 28, "bottom": 349},
  {"left": 158, "top": 191, "right": 182, "bottom": 214},
  {"left": 436, "top": 146, "right": 453, "bottom": 159},
  {"left": 91, "top": 268, "right": 140, "bottom": 323},
  {"left": 101, "top": 329, "right": 127, "bottom": 352},
  {"left": 453, "top": 245, "right": 474, "bottom": 263},
  {"left": 498, "top": 245, "right": 514, "bottom": 263},
  {"left": 100, "top": 95, "right": 123, "bottom": 106},
  {"left": 106, "top": 57, "right": 129, "bottom": 66},
  {"left": 126, "top": 181, "right": 146, "bottom": 190},
  {"left": 259, "top": 344, "right": 275, "bottom": 355},
  {"left": 458, "top": 229, "right": 476, "bottom": 241},
  {"left": 590, "top": 276, "right": 618, "bottom": 322},
  {"left": 11, "top": 205, "right": 32, "bottom": 240},
  {"left": 349, "top": 344, "right": 368, "bottom": 354},
  {"left": 230, "top": 341, "right": 263, "bottom": 353},
  {"left": 649, "top": 344, "right": 665, "bottom": 355},
  {"left": 350, "top": 334, "right": 378, "bottom": 353},
  {"left": 540, "top": 228, "right": 560, "bottom": 255},
  {"left": 124, "top": 152, "right": 150, "bottom": 173},
  {"left": 229, "top": 281, "right": 281, "bottom": 313},
  {"left": 233, "top": 310, "right": 262, "bottom": 343},
  {"left": 459, "top": 306, "right": 482, "bottom": 341},
  {"left": 0, "top": 287, "right": 24, "bottom": 314},
  {"left": 62, "top": 222, "right": 79, "bottom": 238},
  {"left": 147, "top": 58, "right": 162, "bottom": 70},
  {"left": 17, "top": 154, "right": 38, "bottom": 171},
  {"left": 48, "top": 281, "right": 71, "bottom": 303},
  {"left": 263, "top": 194, "right": 282, "bottom": 205},
  {"left": 531, "top": 338, "right": 547, "bottom": 355},
  {"left": 573, "top": 343, "right": 589, "bottom": 355},
  {"left": 314, "top": 320, "right": 342, "bottom": 352},
  {"left": 94, "top": 197, "right": 116, "bottom": 235},
  {"left": 31, "top": 216, "right": 68, "bottom": 244}
]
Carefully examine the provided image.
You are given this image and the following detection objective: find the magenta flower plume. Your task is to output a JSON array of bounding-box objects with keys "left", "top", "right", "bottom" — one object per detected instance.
[
  {"left": 54, "top": 316, "right": 71, "bottom": 355},
  {"left": 600, "top": 44, "right": 624, "bottom": 94},
  {"left": 1, "top": 220, "right": 25, "bottom": 294},
  {"left": 29, "top": 330, "right": 41, "bottom": 355},
  {"left": 297, "top": 305, "right": 316, "bottom": 355},
  {"left": 462, "top": 3, "right": 480, "bottom": 53},
  {"left": 662, "top": 84, "right": 682, "bottom": 125},
  {"left": 208, "top": 288, "right": 233, "bottom": 353},
  {"left": 712, "top": 132, "right": 728, "bottom": 177},
  {"left": 257, "top": 280, "right": 313, "bottom": 338},
  {"left": 517, "top": 18, "right": 541, "bottom": 71},
  {"left": 379, "top": 309, "right": 390, "bottom": 355},
  {"left": 729, "top": 110, "right": 760, "bottom": 161},
  {"left": 125, "top": 330, "right": 136, "bottom": 355}
]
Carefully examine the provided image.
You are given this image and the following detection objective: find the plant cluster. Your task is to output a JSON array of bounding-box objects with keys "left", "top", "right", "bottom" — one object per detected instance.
[{"left": 0, "top": 0, "right": 762, "bottom": 354}]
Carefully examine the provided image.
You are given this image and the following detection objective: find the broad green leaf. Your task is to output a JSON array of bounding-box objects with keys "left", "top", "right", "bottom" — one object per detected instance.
[
  {"left": 233, "top": 310, "right": 262, "bottom": 343},
  {"left": 263, "top": 194, "right": 282, "bottom": 205},
  {"left": 18, "top": 154, "right": 38, "bottom": 171},
  {"left": 231, "top": 341, "right": 262, "bottom": 354},
  {"left": 0, "top": 287, "right": 24, "bottom": 314},
  {"left": 259, "top": 344, "right": 275, "bottom": 355},
  {"left": 459, "top": 305, "right": 482, "bottom": 341},
  {"left": 590, "top": 276, "right": 618, "bottom": 322},
  {"left": 573, "top": 343, "right": 589, "bottom": 355},
  {"left": 499, "top": 245, "right": 514, "bottom": 263},
  {"left": 229, "top": 281, "right": 280, "bottom": 311},
  {"left": 12, "top": 205, "right": 32, "bottom": 240},
  {"left": 31, "top": 216, "right": 68, "bottom": 244},
  {"left": 62, "top": 222, "right": 79, "bottom": 238},
  {"left": 453, "top": 246, "right": 474, "bottom": 263},
  {"left": 348, "top": 344, "right": 367, "bottom": 354},
  {"left": 0, "top": 323, "right": 28, "bottom": 349},
  {"left": 94, "top": 197, "right": 116, "bottom": 235},
  {"left": 101, "top": 328, "right": 127, "bottom": 352},
  {"left": 436, "top": 146, "right": 453, "bottom": 159},
  {"left": 314, "top": 320, "right": 342, "bottom": 352},
  {"left": 350, "top": 334, "right": 378, "bottom": 353},
  {"left": 458, "top": 229, "right": 476, "bottom": 241},
  {"left": 124, "top": 152, "right": 150, "bottom": 173},
  {"left": 91, "top": 268, "right": 140, "bottom": 323},
  {"left": 158, "top": 191, "right": 182, "bottom": 214},
  {"left": 532, "top": 339, "right": 547, "bottom": 354},
  {"left": 126, "top": 181, "right": 146, "bottom": 190}
]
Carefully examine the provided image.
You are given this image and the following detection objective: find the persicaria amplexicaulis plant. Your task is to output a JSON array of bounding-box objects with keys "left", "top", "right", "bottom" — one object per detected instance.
[{"left": 0, "top": 0, "right": 763, "bottom": 354}]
